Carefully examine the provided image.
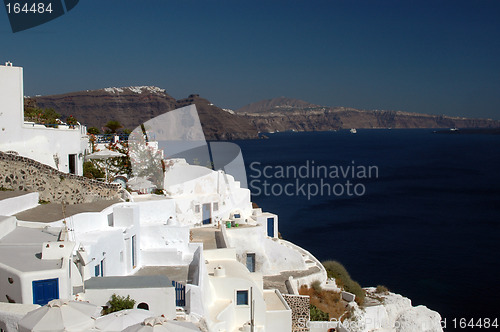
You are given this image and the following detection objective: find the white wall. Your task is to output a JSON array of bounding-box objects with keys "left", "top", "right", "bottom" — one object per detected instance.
[
  {"left": 84, "top": 286, "right": 176, "bottom": 319},
  {"left": 0, "top": 65, "right": 23, "bottom": 132},
  {"left": 225, "top": 225, "right": 306, "bottom": 276},
  {"left": 0, "top": 255, "right": 72, "bottom": 306},
  {"left": 209, "top": 276, "right": 267, "bottom": 331},
  {"left": 266, "top": 309, "right": 292, "bottom": 332},
  {"left": 0, "top": 192, "right": 39, "bottom": 216},
  {"left": 0, "top": 216, "right": 16, "bottom": 239},
  {"left": 137, "top": 199, "right": 176, "bottom": 224},
  {"left": 140, "top": 224, "right": 190, "bottom": 250},
  {"left": 19, "top": 260, "right": 72, "bottom": 304},
  {"left": 80, "top": 230, "right": 127, "bottom": 278},
  {"left": 0, "top": 263, "right": 23, "bottom": 304}
]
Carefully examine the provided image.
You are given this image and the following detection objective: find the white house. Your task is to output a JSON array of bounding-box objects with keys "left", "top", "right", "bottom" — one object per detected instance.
[
  {"left": 0, "top": 214, "right": 75, "bottom": 306},
  {"left": 203, "top": 248, "right": 292, "bottom": 332},
  {"left": 163, "top": 161, "right": 253, "bottom": 227},
  {"left": 0, "top": 63, "right": 88, "bottom": 175}
]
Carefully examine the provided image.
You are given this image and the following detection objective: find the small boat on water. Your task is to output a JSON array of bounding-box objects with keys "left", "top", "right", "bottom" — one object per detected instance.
[{"left": 350, "top": 128, "right": 357, "bottom": 134}]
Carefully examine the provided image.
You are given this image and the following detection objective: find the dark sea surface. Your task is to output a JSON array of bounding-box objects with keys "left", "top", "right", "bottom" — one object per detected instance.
[{"left": 235, "top": 129, "right": 500, "bottom": 329}]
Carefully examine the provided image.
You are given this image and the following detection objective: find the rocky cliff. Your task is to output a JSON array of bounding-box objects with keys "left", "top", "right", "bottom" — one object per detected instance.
[
  {"left": 31, "top": 92, "right": 500, "bottom": 140},
  {"left": 237, "top": 98, "right": 500, "bottom": 132},
  {"left": 31, "top": 87, "right": 259, "bottom": 140}
]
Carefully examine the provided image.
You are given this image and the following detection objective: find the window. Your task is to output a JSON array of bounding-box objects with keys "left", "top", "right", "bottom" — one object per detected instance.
[
  {"left": 132, "top": 235, "right": 137, "bottom": 268},
  {"left": 107, "top": 214, "right": 114, "bottom": 227},
  {"left": 246, "top": 253, "right": 256, "bottom": 273},
  {"left": 137, "top": 302, "right": 149, "bottom": 310},
  {"left": 236, "top": 290, "right": 248, "bottom": 305},
  {"left": 213, "top": 202, "right": 219, "bottom": 211},
  {"left": 94, "top": 265, "right": 100, "bottom": 277},
  {"left": 120, "top": 251, "right": 124, "bottom": 262},
  {"left": 234, "top": 213, "right": 241, "bottom": 219},
  {"left": 194, "top": 205, "right": 200, "bottom": 213}
]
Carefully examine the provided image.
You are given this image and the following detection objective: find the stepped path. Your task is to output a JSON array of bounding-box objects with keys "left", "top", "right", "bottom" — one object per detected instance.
[{"left": 190, "top": 226, "right": 226, "bottom": 250}]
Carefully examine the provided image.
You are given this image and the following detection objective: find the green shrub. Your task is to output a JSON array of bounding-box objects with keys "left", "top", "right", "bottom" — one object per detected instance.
[
  {"left": 104, "top": 294, "right": 135, "bottom": 315},
  {"left": 310, "top": 304, "right": 329, "bottom": 321},
  {"left": 344, "top": 279, "right": 365, "bottom": 305},
  {"left": 311, "top": 280, "right": 322, "bottom": 293},
  {"left": 322, "top": 260, "right": 365, "bottom": 305}
]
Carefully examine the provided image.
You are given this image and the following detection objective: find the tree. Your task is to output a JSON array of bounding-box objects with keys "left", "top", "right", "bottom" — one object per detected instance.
[
  {"left": 65, "top": 115, "right": 78, "bottom": 128},
  {"left": 87, "top": 127, "right": 100, "bottom": 135},
  {"left": 104, "top": 120, "right": 123, "bottom": 134},
  {"left": 83, "top": 161, "right": 105, "bottom": 179},
  {"left": 103, "top": 294, "right": 135, "bottom": 315}
]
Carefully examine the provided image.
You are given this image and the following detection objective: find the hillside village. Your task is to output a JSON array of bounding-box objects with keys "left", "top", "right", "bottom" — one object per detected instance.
[{"left": 0, "top": 63, "right": 443, "bottom": 332}]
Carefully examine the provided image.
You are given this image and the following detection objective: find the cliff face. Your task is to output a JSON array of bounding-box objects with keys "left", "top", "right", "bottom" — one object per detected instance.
[
  {"left": 237, "top": 98, "right": 500, "bottom": 132},
  {"left": 31, "top": 87, "right": 259, "bottom": 140},
  {"left": 32, "top": 92, "right": 500, "bottom": 141},
  {"left": 176, "top": 94, "right": 259, "bottom": 140},
  {"left": 32, "top": 87, "right": 178, "bottom": 132}
]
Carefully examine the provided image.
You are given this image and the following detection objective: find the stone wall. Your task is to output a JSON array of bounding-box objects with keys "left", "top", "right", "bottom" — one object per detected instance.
[
  {"left": 283, "top": 294, "right": 310, "bottom": 332},
  {"left": 0, "top": 152, "right": 121, "bottom": 204}
]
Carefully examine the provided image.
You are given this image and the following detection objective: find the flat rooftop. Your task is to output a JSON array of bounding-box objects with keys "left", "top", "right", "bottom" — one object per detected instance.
[
  {"left": 0, "top": 226, "right": 59, "bottom": 244},
  {"left": 133, "top": 265, "right": 190, "bottom": 284},
  {"left": 14, "top": 199, "right": 122, "bottom": 223},
  {"left": 85, "top": 275, "right": 172, "bottom": 290},
  {"left": 0, "top": 245, "right": 62, "bottom": 272},
  {"left": 0, "top": 226, "right": 61, "bottom": 272}
]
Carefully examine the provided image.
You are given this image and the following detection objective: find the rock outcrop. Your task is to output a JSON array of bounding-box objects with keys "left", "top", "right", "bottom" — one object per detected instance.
[{"left": 345, "top": 287, "right": 443, "bottom": 332}]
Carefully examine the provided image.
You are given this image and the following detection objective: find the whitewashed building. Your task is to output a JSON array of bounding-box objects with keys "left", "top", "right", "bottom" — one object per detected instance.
[{"left": 0, "top": 63, "right": 88, "bottom": 175}]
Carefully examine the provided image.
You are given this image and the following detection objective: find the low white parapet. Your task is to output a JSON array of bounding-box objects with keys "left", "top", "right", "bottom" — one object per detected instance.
[{"left": 0, "top": 192, "right": 38, "bottom": 216}]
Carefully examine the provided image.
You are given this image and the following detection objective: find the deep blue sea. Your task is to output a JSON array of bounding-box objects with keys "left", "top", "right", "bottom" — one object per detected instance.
[{"left": 236, "top": 129, "right": 500, "bottom": 329}]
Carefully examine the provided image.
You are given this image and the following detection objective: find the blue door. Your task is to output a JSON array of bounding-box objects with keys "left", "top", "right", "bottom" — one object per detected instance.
[
  {"left": 267, "top": 217, "right": 275, "bottom": 237},
  {"left": 32, "top": 278, "right": 59, "bottom": 305},
  {"left": 202, "top": 203, "right": 211, "bottom": 224}
]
